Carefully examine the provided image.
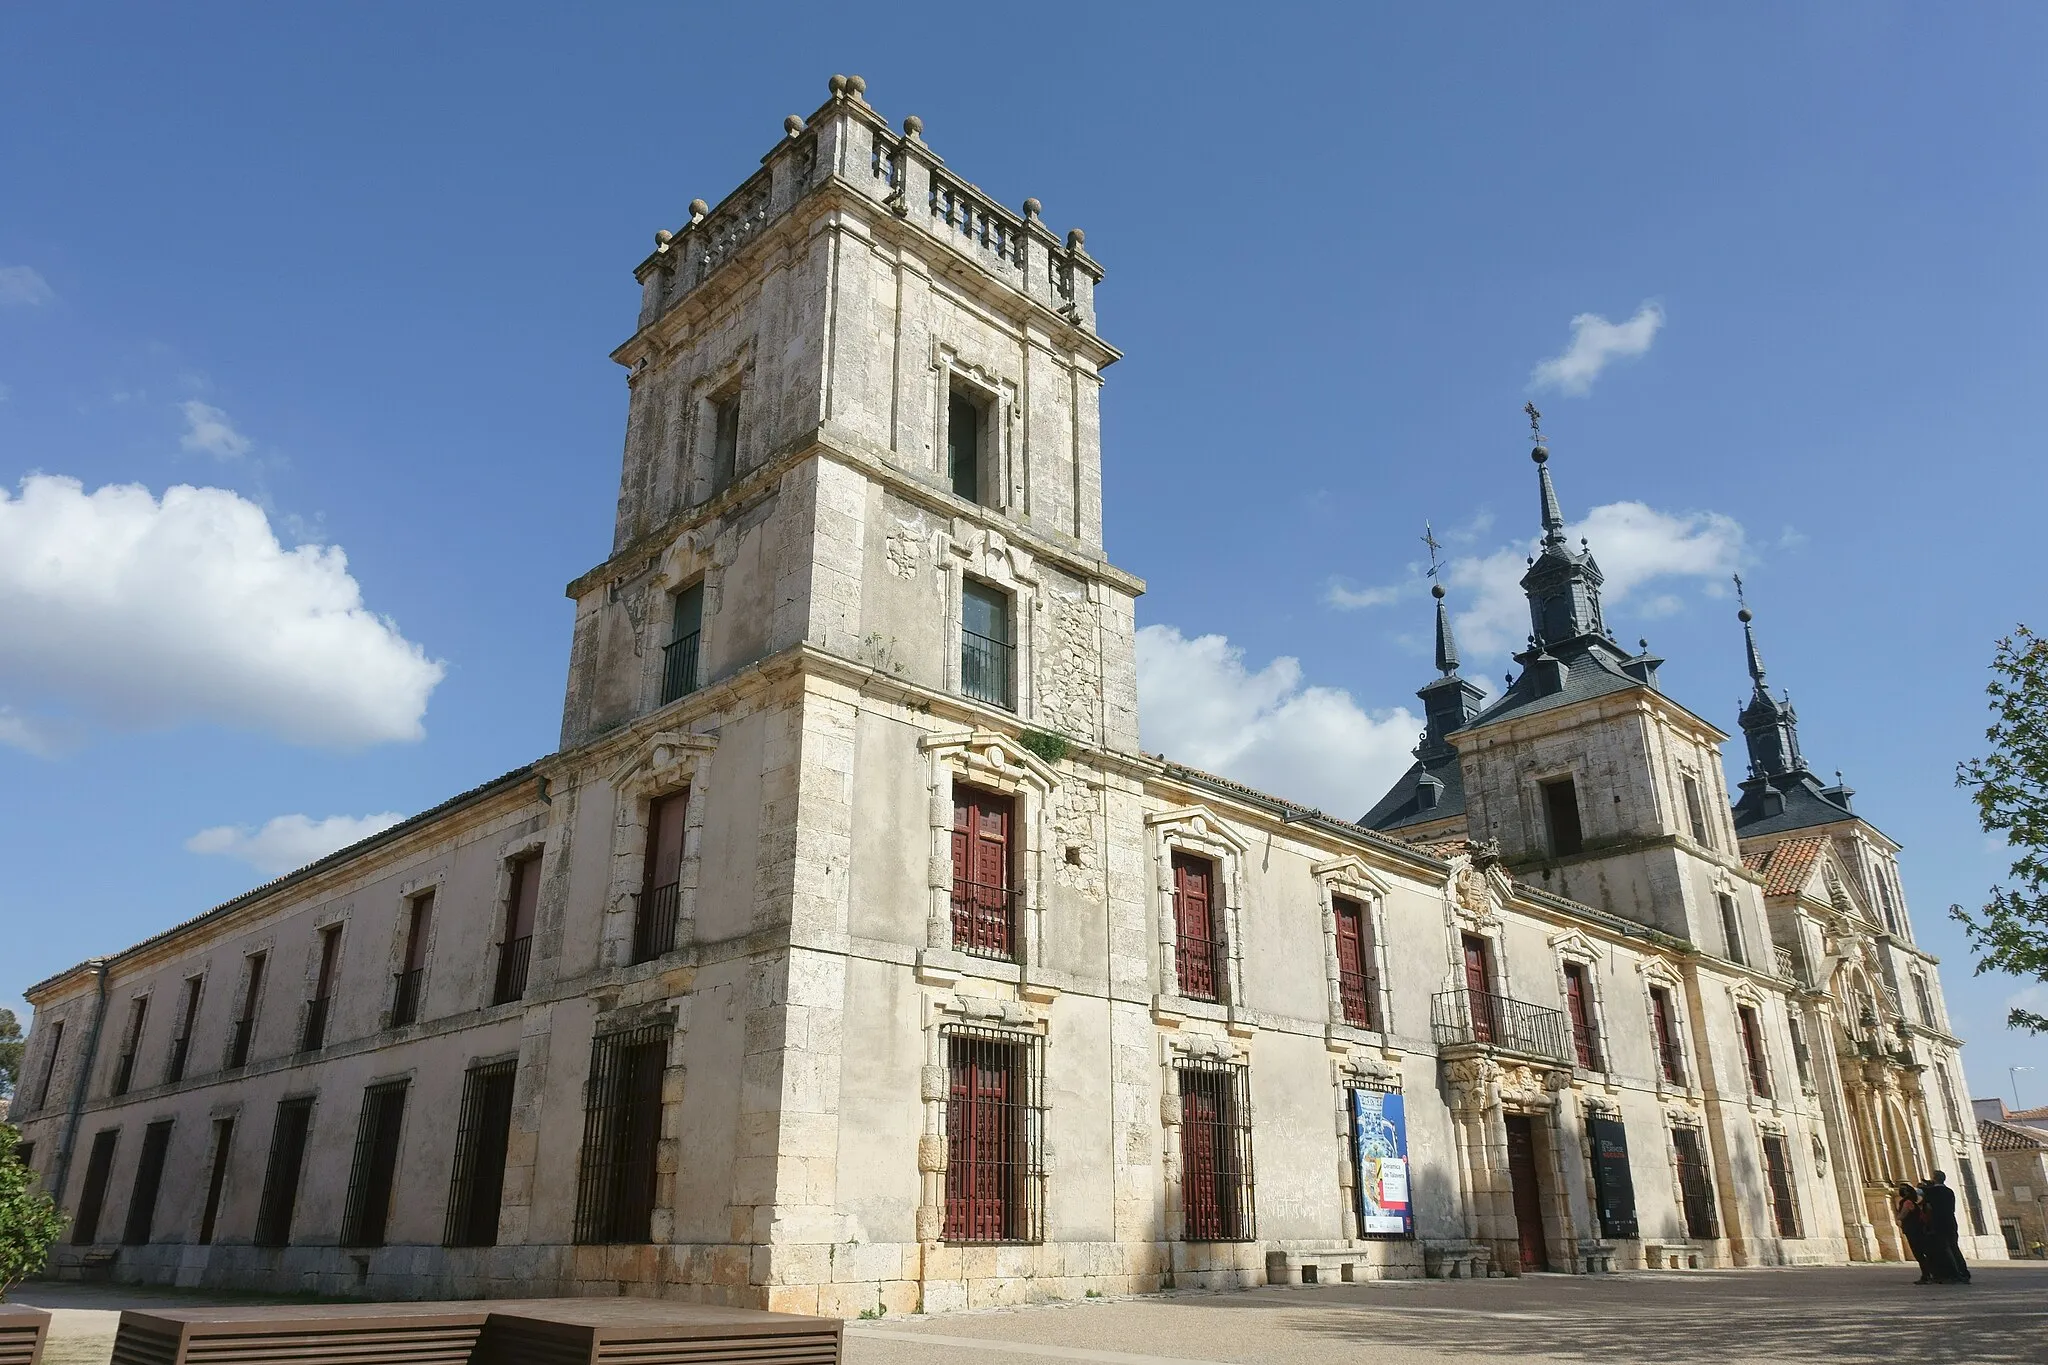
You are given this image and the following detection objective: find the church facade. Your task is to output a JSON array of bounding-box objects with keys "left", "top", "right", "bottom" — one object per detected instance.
[{"left": 11, "top": 76, "right": 2002, "bottom": 1313}]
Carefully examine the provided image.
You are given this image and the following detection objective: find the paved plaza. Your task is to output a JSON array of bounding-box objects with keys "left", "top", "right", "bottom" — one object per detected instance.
[{"left": 14, "top": 1263, "right": 2048, "bottom": 1365}]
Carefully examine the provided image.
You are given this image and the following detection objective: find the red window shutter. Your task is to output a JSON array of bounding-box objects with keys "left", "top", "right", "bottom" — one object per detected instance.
[
  {"left": 1180, "top": 1077, "right": 1222, "bottom": 1240},
  {"left": 644, "top": 792, "right": 688, "bottom": 894},
  {"left": 1565, "top": 963, "right": 1598, "bottom": 1069},
  {"left": 944, "top": 1039, "right": 1016, "bottom": 1242},
  {"left": 1173, "top": 853, "right": 1218, "bottom": 1000},
  {"left": 506, "top": 858, "right": 541, "bottom": 940},
  {"left": 951, "top": 787, "right": 1014, "bottom": 957},
  {"left": 1334, "top": 897, "right": 1374, "bottom": 1028},
  {"left": 1462, "top": 935, "right": 1492, "bottom": 1042}
]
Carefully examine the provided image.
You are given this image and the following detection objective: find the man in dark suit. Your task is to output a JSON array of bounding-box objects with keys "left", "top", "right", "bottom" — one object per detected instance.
[{"left": 1920, "top": 1171, "right": 1971, "bottom": 1284}]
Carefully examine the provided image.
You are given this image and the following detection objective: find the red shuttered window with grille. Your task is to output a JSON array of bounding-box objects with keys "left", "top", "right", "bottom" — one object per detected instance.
[
  {"left": 1178, "top": 1064, "right": 1253, "bottom": 1241},
  {"left": 941, "top": 1029, "right": 1043, "bottom": 1244},
  {"left": 1173, "top": 853, "right": 1221, "bottom": 1001},
  {"left": 1333, "top": 896, "right": 1376, "bottom": 1029},
  {"left": 1563, "top": 961, "right": 1600, "bottom": 1070},
  {"left": 951, "top": 787, "right": 1015, "bottom": 959}
]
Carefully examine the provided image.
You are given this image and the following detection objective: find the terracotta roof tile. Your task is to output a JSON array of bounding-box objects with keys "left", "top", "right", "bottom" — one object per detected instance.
[
  {"left": 1748, "top": 834, "right": 1829, "bottom": 898},
  {"left": 1979, "top": 1118, "right": 2048, "bottom": 1151}
]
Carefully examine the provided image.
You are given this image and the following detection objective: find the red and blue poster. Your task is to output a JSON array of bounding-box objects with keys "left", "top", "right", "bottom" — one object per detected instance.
[{"left": 1351, "top": 1088, "right": 1411, "bottom": 1236}]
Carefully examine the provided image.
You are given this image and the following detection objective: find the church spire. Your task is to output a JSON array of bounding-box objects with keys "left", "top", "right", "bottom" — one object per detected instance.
[
  {"left": 1733, "top": 581, "right": 1806, "bottom": 780},
  {"left": 1414, "top": 531, "right": 1483, "bottom": 758},
  {"left": 1529, "top": 403, "right": 1568, "bottom": 548},
  {"left": 1517, "top": 407, "right": 1607, "bottom": 649},
  {"left": 1434, "top": 583, "right": 1461, "bottom": 676}
]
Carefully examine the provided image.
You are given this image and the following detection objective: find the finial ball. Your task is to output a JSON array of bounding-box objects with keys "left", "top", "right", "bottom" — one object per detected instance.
[
  {"left": 1738, "top": 608, "right": 1753, "bottom": 623},
  {"left": 654, "top": 229, "right": 673, "bottom": 247},
  {"left": 1067, "top": 227, "right": 1086, "bottom": 249},
  {"left": 688, "top": 199, "right": 709, "bottom": 221},
  {"left": 1431, "top": 583, "right": 1446, "bottom": 600},
  {"left": 1022, "top": 197, "right": 1042, "bottom": 218},
  {"left": 846, "top": 74, "right": 867, "bottom": 96},
  {"left": 829, "top": 74, "right": 848, "bottom": 95},
  {"left": 903, "top": 115, "right": 923, "bottom": 137},
  {"left": 784, "top": 114, "right": 804, "bottom": 136},
  {"left": 1531, "top": 444, "right": 1549, "bottom": 464}
]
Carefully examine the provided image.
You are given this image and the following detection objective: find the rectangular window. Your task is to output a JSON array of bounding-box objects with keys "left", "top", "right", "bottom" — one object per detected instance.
[
  {"left": 493, "top": 857, "right": 541, "bottom": 1004},
  {"left": 1760, "top": 1134, "right": 1801, "bottom": 1238},
  {"left": 708, "top": 391, "right": 740, "bottom": 495},
  {"left": 573, "top": 1023, "right": 667, "bottom": 1245},
  {"left": 111, "top": 995, "right": 149, "bottom": 1096},
  {"left": 660, "top": 584, "right": 704, "bottom": 705},
  {"left": 166, "top": 976, "right": 202, "bottom": 1084},
  {"left": 1541, "top": 777, "right": 1583, "bottom": 857},
  {"left": 1787, "top": 1014, "right": 1815, "bottom": 1091},
  {"left": 948, "top": 389, "right": 987, "bottom": 504},
  {"left": 1333, "top": 896, "right": 1377, "bottom": 1030},
  {"left": 1737, "top": 1004, "right": 1771, "bottom": 1098},
  {"left": 444, "top": 1059, "right": 518, "bottom": 1248},
  {"left": 1936, "top": 1063, "right": 1964, "bottom": 1132},
  {"left": 1987, "top": 1159, "right": 2000, "bottom": 1193},
  {"left": 302, "top": 926, "right": 341, "bottom": 1053},
  {"left": 1462, "top": 934, "right": 1494, "bottom": 1043},
  {"left": 1718, "top": 893, "right": 1747, "bottom": 967},
  {"left": 197, "top": 1118, "right": 234, "bottom": 1246},
  {"left": 1671, "top": 1126, "right": 1717, "bottom": 1239},
  {"left": 72, "top": 1129, "right": 119, "bottom": 1245},
  {"left": 1960, "top": 1160, "right": 1988, "bottom": 1236},
  {"left": 942, "top": 1028, "right": 1044, "bottom": 1244},
  {"left": 254, "top": 1097, "right": 314, "bottom": 1248},
  {"left": 1177, "top": 1062, "right": 1254, "bottom": 1241},
  {"left": 950, "top": 786, "right": 1016, "bottom": 960},
  {"left": 31, "top": 1019, "right": 64, "bottom": 1111},
  {"left": 122, "top": 1120, "right": 174, "bottom": 1246},
  {"left": 13, "top": 1142, "right": 31, "bottom": 1173},
  {"left": 1172, "top": 852, "right": 1222, "bottom": 1002},
  {"left": 1681, "top": 773, "right": 1713, "bottom": 848},
  {"left": 392, "top": 892, "right": 432, "bottom": 1028},
  {"left": 1911, "top": 973, "right": 1936, "bottom": 1028},
  {"left": 342, "top": 1081, "right": 408, "bottom": 1247},
  {"left": 1650, "top": 986, "right": 1684, "bottom": 1085},
  {"left": 1563, "top": 962, "right": 1601, "bottom": 1070},
  {"left": 960, "top": 579, "right": 1014, "bottom": 710},
  {"left": 634, "top": 793, "right": 688, "bottom": 964},
  {"left": 228, "top": 953, "right": 265, "bottom": 1069}
]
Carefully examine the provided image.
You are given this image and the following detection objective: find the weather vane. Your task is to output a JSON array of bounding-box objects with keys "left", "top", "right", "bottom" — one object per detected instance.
[
  {"left": 1733, "top": 573, "right": 1747, "bottom": 610},
  {"left": 1422, "top": 521, "right": 1444, "bottom": 579},
  {"left": 1524, "top": 401, "right": 1544, "bottom": 443}
]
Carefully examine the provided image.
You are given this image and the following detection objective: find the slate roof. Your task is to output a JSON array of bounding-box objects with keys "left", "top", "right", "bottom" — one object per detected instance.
[
  {"left": 1744, "top": 834, "right": 1829, "bottom": 898},
  {"left": 1358, "top": 750, "right": 1465, "bottom": 833},
  {"left": 1731, "top": 770, "right": 1884, "bottom": 839},
  {"left": 1461, "top": 636, "right": 1644, "bottom": 729}
]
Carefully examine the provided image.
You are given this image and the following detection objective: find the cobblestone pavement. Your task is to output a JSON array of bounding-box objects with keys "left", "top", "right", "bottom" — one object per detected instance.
[{"left": 16, "top": 1263, "right": 2048, "bottom": 1365}]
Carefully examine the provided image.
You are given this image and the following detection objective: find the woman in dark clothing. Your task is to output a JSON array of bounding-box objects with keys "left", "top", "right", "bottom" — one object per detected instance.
[{"left": 1896, "top": 1183, "right": 1941, "bottom": 1283}]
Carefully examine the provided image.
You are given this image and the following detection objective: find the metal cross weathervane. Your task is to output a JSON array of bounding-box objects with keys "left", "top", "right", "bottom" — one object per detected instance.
[
  {"left": 1524, "top": 402, "right": 1544, "bottom": 443},
  {"left": 1733, "top": 574, "right": 1748, "bottom": 610},
  {"left": 1422, "top": 522, "right": 1444, "bottom": 580}
]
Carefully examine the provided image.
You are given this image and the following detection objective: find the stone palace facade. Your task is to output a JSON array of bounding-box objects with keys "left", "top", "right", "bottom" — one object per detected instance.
[{"left": 11, "top": 75, "right": 2004, "bottom": 1313}]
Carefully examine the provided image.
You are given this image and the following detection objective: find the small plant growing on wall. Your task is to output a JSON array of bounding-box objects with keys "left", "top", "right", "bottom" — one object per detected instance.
[
  {"left": 1017, "top": 728, "right": 1070, "bottom": 765},
  {"left": 0, "top": 1124, "right": 64, "bottom": 1300}
]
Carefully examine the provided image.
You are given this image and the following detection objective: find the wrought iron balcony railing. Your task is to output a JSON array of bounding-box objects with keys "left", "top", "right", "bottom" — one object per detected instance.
[
  {"left": 1430, "top": 987, "right": 1571, "bottom": 1064},
  {"left": 300, "top": 997, "right": 330, "bottom": 1053},
  {"left": 493, "top": 935, "right": 533, "bottom": 1005},
  {"left": 111, "top": 1051, "right": 136, "bottom": 1095},
  {"left": 165, "top": 1034, "right": 191, "bottom": 1084},
  {"left": 961, "top": 629, "right": 1015, "bottom": 710},
  {"left": 949, "top": 879, "right": 1021, "bottom": 961},
  {"left": 226, "top": 1017, "right": 255, "bottom": 1069},
  {"left": 391, "top": 968, "right": 424, "bottom": 1027},
  {"left": 633, "top": 882, "right": 682, "bottom": 964},
  {"left": 660, "top": 631, "right": 701, "bottom": 705}
]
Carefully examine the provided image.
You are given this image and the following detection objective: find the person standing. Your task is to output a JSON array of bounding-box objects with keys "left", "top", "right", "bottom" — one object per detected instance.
[
  {"left": 1920, "top": 1171, "right": 1971, "bottom": 1284},
  {"left": 1896, "top": 1184, "right": 1937, "bottom": 1283}
]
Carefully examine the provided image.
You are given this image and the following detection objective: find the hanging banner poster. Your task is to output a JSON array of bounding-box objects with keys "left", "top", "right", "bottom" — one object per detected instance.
[{"left": 1351, "top": 1088, "right": 1412, "bottom": 1236}]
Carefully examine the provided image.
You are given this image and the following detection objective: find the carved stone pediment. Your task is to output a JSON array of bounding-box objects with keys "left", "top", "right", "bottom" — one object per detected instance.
[{"left": 609, "top": 728, "right": 719, "bottom": 794}]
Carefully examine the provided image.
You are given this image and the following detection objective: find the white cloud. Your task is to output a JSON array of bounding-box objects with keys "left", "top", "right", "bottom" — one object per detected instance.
[
  {"left": 0, "top": 474, "right": 445, "bottom": 748},
  {"left": 0, "top": 266, "right": 54, "bottom": 308},
  {"left": 1446, "top": 500, "right": 1747, "bottom": 655},
  {"left": 1530, "top": 301, "right": 1665, "bottom": 396},
  {"left": 178, "top": 400, "right": 252, "bottom": 459},
  {"left": 1136, "top": 625, "right": 1422, "bottom": 820},
  {"left": 1325, "top": 582, "right": 1404, "bottom": 610},
  {"left": 188, "top": 812, "right": 407, "bottom": 877}
]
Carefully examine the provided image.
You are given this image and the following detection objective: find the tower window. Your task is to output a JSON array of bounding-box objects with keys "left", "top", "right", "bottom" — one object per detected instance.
[
  {"left": 1737, "top": 1004, "right": 1771, "bottom": 1098},
  {"left": 960, "top": 579, "right": 1014, "bottom": 710},
  {"left": 1541, "top": 776, "right": 1583, "bottom": 857},
  {"left": 948, "top": 386, "right": 994, "bottom": 505},
  {"left": 1681, "top": 773, "right": 1713, "bottom": 848},
  {"left": 708, "top": 391, "right": 740, "bottom": 495},
  {"left": 660, "top": 583, "right": 703, "bottom": 705},
  {"left": 1717, "top": 893, "right": 1747, "bottom": 967}
]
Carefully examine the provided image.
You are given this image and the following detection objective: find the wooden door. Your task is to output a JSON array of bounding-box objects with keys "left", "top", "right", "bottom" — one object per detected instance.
[
  {"left": 1462, "top": 934, "right": 1492, "bottom": 1042},
  {"left": 1504, "top": 1114, "right": 1550, "bottom": 1271},
  {"left": 1174, "top": 853, "right": 1218, "bottom": 1000}
]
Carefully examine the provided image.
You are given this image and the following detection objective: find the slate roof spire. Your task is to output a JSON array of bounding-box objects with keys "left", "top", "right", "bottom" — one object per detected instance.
[
  {"left": 1434, "top": 582, "right": 1461, "bottom": 676},
  {"left": 1734, "top": 580, "right": 1805, "bottom": 780},
  {"left": 1517, "top": 408, "right": 1608, "bottom": 650}
]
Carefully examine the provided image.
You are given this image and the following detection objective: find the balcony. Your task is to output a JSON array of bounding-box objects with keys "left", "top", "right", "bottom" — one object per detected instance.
[
  {"left": 961, "top": 629, "right": 1015, "bottom": 710},
  {"left": 391, "top": 968, "right": 424, "bottom": 1027},
  {"left": 493, "top": 935, "right": 533, "bottom": 1005},
  {"left": 300, "top": 997, "right": 330, "bottom": 1053},
  {"left": 1431, "top": 988, "right": 1571, "bottom": 1065},
  {"left": 949, "top": 879, "right": 1020, "bottom": 961},
  {"left": 660, "top": 631, "right": 700, "bottom": 706},
  {"left": 632, "top": 883, "right": 681, "bottom": 964}
]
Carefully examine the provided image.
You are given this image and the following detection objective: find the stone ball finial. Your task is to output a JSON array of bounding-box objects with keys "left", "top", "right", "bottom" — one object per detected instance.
[
  {"left": 784, "top": 114, "right": 805, "bottom": 137},
  {"left": 1531, "top": 444, "right": 1549, "bottom": 463},
  {"left": 846, "top": 74, "right": 867, "bottom": 96},
  {"left": 1431, "top": 583, "right": 1446, "bottom": 600},
  {"left": 688, "top": 199, "right": 709, "bottom": 222},
  {"left": 1738, "top": 608, "right": 1753, "bottom": 623},
  {"left": 1023, "top": 197, "right": 1042, "bottom": 219},
  {"left": 1066, "top": 227, "right": 1086, "bottom": 250},
  {"left": 654, "top": 229, "right": 673, "bottom": 248},
  {"left": 903, "top": 115, "right": 923, "bottom": 138},
  {"left": 829, "top": 74, "right": 848, "bottom": 96}
]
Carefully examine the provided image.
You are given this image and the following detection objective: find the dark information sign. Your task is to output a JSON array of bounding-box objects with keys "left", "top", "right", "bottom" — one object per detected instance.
[{"left": 1587, "top": 1116, "right": 1639, "bottom": 1239}]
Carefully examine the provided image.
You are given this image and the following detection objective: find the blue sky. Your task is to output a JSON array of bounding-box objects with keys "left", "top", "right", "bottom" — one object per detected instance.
[{"left": 2, "top": 5, "right": 2043, "bottom": 1101}]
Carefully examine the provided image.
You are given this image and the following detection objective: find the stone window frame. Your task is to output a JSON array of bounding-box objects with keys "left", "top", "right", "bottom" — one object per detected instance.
[
  {"left": 1728, "top": 980, "right": 1779, "bottom": 1110},
  {"left": 483, "top": 823, "right": 553, "bottom": 1004},
  {"left": 602, "top": 729, "right": 719, "bottom": 972},
  {"left": 1662, "top": 1103, "right": 1718, "bottom": 1239},
  {"left": 914, "top": 991, "right": 1051, "bottom": 1243},
  {"left": 1158, "top": 1030, "right": 1253, "bottom": 1243},
  {"left": 300, "top": 907, "right": 353, "bottom": 1048},
  {"left": 1311, "top": 855, "right": 1395, "bottom": 1043},
  {"left": 934, "top": 348, "right": 1019, "bottom": 514},
  {"left": 222, "top": 940, "right": 275, "bottom": 1072},
  {"left": 1547, "top": 929, "right": 1612, "bottom": 1079},
  {"left": 383, "top": 870, "right": 448, "bottom": 1031},
  {"left": 1144, "top": 805, "right": 1251, "bottom": 1018},
  {"left": 1332, "top": 1053, "right": 1402, "bottom": 1240},
  {"left": 939, "top": 524, "right": 1043, "bottom": 721},
  {"left": 916, "top": 730, "right": 1058, "bottom": 977},
  {"left": 577, "top": 1002, "right": 689, "bottom": 1245},
  {"left": 1527, "top": 760, "right": 1590, "bottom": 857},
  {"left": 689, "top": 345, "right": 754, "bottom": 506},
  {"left": 646, "top": 534, "right": 719, "bottom": 715},
  {"left": 1637, "top": 956, "right": 1699, "bottom": 1099},
  {"left": 1706, "top": 869, "right": 1755, "bottom": 969}
]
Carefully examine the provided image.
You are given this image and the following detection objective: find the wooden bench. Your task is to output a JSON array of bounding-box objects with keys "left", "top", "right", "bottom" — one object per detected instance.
[
  {"left": 111, "top": 1303, "right": 489, "bottom": 1365},
  {"left": 0, "top": 1305, "right": 51, "bottom": 1365},
  {"left": 487, "top": 1299, "right": 842, "bottom": 1364}
]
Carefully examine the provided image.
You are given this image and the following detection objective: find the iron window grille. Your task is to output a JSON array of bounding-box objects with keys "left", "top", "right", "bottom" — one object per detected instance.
[
  {"left": 254, "top": 1097, "right": 314, "bottom": 1247},
  {"left": 445, "top": 1059, "right": 518, "bottom": 1248},
  {"left": 940, "top": 1026, "right": 1046, "bottom": 1245},
  {"left": 492, "top": 936, "right": 532, "bottom": 1005},
  {"left": 1177, "top": 1059, "right": 1255, "bottom": 1242},
  {"left": 71, "top": 1129, "right": 119, "bottom": 1246},
  {"left": 634, "top": 790, "right": 689, "bottom": 965},
  {"left": 1671, "top": 1126, "right": 1718, "bottom": 1240},
  {"left": 123, "top": 1120, "right": 174, "bottom": 1246},
  {"left": 1333, "top": 896, "right": 1377, "bottom": 1030},
  {"left": 633, "top": 886, "right": 681, "bottom": 963},
  {"left": 573, "top": 1022, "right": 670, "bottom": 1245},
  {"left": 661, "top": 585, "right": 703, "bottom": 705},
  {"left": 1563, "top": 962, "right": 1602, "bottom": 1071},
  {"left": 342, "top": 1080, "right": 410, "bottom": 1248},
  {"left": 494, "top": 856, "right": 541, "bottom": 1004},
  {"left": 1760, "top": 1134, "right": 1801, "bottom": 1239},
  {"left": 166, "top": 977, "right": 202, "bottom": 1084},
  {"left": 227, "top": 954, "right": 265, "bottom": 1070},
  {"left": 197, "top": 1118, "right": 234, "bottom": 1246},
  {"left": 960, "top": 580, "right": 1014, "bottom": 711},
  {"left": 391, "top": 968, "right": 425, "bottom": 1028}
]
